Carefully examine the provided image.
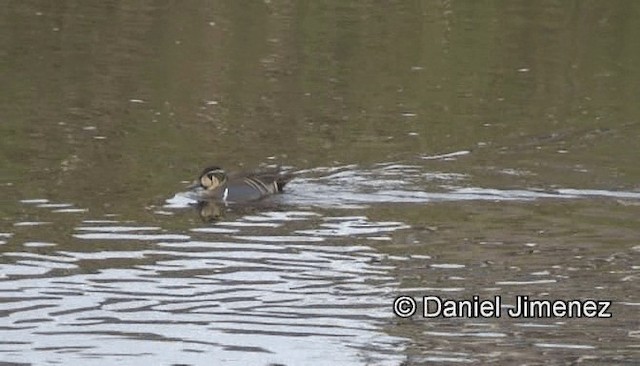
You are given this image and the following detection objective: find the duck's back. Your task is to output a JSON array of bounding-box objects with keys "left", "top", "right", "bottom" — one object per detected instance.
[{"left": 225, "top": 173, "right": 292, "bottom": 203}]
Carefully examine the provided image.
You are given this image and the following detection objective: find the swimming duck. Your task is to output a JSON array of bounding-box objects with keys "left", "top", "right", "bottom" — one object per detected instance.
[{"left": 188, "top": 166, "right": 292, "bottom": 203}]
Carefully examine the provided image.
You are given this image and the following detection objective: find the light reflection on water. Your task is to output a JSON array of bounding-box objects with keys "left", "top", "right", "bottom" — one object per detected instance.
[
  {"left": 1, "top": 210, "right": 408, "bottom": 365},
  {"left": 3, "top": 0, "right": 639, "bottom": 363},
  {"left": 2, "top": 163, "right": 640, "bottom": 365},
  {"left": 168, "top": 163, "right": 640, "bottom": 211}
]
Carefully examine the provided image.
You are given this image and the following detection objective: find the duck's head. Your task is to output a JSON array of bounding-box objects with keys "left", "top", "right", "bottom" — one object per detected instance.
[{"left": 192, "top": 166, "right": 228, "bottom": 191}]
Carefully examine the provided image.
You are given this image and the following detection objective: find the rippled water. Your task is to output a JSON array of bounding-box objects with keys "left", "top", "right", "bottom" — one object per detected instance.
[
  {"left": 3, "top": 1, "right": 640, "bottom": 365},
  {"left": 3, "top": 161, "right": 640, "bottom": 364},
  {"left": 3, "top": 206, "right": 408, "bottom": 365},
  {"left": 170, "top": 161, "right": 640, "bottom": 210}
]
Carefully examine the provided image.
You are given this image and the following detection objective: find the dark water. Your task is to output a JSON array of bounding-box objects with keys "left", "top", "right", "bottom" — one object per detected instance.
[{"left": 2, "top": 2, "right": 639, "bottom": 365}]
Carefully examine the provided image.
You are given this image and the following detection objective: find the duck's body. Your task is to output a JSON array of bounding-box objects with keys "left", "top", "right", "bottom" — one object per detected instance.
[{"left": 189, "top": 166, "right": 292, "bottom": 203}]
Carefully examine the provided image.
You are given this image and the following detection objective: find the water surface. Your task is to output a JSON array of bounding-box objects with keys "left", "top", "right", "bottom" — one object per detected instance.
[{"left": 2, "top": 1, "right": 639, "bottom": 365}]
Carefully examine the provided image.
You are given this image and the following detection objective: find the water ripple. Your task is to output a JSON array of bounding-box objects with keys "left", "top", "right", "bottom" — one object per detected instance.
[
  {"left": 73, "top": 233, "right": 190, "bottom": 241},
  {"left": 0, "top": 213, "right": 409, "bottom": 365}
]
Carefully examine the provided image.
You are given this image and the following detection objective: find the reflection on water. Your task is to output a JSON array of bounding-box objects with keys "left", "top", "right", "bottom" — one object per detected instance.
[
  {"left": 286, "top": 164, "right": 640, "bottom": 205},
  {"left": 169, "top": 162, "right": 640, "bottom": 213},
  {"left": 1, "top": 210, "right": 407, "bottom": 365},
  {"left": 3, "top": 0, "right": 640, "bottom": 364},
  {"left": 3, "top": 161, "right": 639, "bottom": 364}
]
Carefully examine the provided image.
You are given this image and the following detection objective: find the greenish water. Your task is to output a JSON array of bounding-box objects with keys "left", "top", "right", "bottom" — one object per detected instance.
[{"left": 1, "top": 1, "right": 639, "bottom": 365}]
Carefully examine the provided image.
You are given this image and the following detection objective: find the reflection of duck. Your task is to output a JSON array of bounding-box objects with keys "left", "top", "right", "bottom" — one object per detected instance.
[
  {"left": 196, "top": 200, "right": 223, "bottom": 222},
  {"left": 188, "top": 166, "right": 293, "bottom": 203}
]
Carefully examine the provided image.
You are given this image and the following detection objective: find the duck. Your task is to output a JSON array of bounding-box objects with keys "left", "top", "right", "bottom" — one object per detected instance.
[{"left": 187, "top": 165, "right": 292, "bottom": 203}]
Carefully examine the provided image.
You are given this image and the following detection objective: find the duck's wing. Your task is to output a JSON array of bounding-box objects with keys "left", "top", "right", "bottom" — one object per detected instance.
[
  {"left": 232, "top": 168, "right": 293, "bottom": 191},
  {"left": 249, "top": 172, "right": 293, "bottom": 192},
  {"left": 223, "top": 171, "right": 292, "bottom": 203}
]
